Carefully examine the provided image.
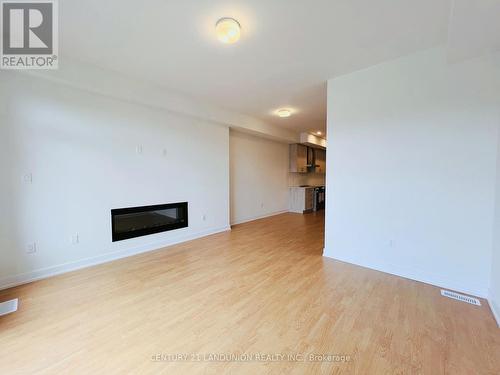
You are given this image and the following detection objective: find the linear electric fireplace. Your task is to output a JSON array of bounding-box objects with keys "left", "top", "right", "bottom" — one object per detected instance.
[{"left": 111, "top": 202, "right": 188, "bottom": 241}]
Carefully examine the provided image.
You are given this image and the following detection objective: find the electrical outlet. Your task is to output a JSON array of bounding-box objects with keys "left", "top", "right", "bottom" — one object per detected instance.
[
  {"left": 26, "top": 242, "right": 37, "bottom": 254},
  {"left": 202, "top": 214, "right": 207, "bottom": 221},
  {"left": 260, "top": 202, "right": 264, "bottom": 208},
  {"left": 23, "top": 173, "right": 32, "bottom": 184},
  {"left": 136, "top": 145, "right": 143, "bottom": 155},
  {"left": 71, "top": 234, "right": 79, "bottom": 244}
]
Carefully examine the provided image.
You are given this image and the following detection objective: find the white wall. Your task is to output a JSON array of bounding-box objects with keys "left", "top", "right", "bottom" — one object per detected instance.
[
  {"left": 29, "top": 59, "right": 299, "bottom": 144},
  {"left": 325, "top": 48, "right": 500, "bottom": 297},
  {"left": 490, "top": 120, "right": 500, "bottom": 325},
  {"left": 229, "top": 130, "right": 289, "bottom": 225},
  {"left": 0, "top": 72, "right": 230, "bottom": 289}
]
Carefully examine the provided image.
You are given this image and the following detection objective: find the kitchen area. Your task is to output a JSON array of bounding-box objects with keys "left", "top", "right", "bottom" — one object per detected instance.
[{"left": 288, "top": 134, "right": 326, "bottom": 214}]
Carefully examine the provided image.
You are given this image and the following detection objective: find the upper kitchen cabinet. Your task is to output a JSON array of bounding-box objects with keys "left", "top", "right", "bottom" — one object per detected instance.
[
  {"left": 289, "top": 143, "right": 326, "bottom": 174},
  {"left": 315, "top": 148, "right": 326, "bottom": 174},
  {"left": 289, "top": 144, "right": 308, "bottom": 173}
]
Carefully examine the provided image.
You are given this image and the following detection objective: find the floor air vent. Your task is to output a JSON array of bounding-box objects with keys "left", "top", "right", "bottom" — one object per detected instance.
[
  {"left": 441, "top": 290, "right": 481, "bottom": 306},
  {"left": 0, "top": 298, "right": 18, "bottom": 316}
]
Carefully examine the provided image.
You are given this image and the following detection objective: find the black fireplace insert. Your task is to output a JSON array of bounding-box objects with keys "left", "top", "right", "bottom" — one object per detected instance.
[{"left": 111, "top": 202, "right": 188, "bottom": 241}]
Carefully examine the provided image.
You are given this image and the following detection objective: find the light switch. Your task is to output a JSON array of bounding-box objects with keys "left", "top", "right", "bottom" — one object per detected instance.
[
  {"left": 26, "top": 242, "right": 37, "bottom": 254},
  {"left": 23, "top": 173, "right": 32, "bottom": 184}
]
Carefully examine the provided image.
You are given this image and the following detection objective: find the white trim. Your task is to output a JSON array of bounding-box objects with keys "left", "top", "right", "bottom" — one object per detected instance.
[
  {"left": 0, "top": 226, "right": 231, "bottom": 291},
  {"left": 323, "top": 248, "right": 488, "bottom": 298},
  {"left": 488, "top": 292, "right": 500, "bottom": 328},
  {"left": 231, "top": 210, "right": 289, "bottom": 226}
]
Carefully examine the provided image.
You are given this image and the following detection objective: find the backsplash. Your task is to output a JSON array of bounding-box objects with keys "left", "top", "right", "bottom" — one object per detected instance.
[{"left": 289, "top": 172, "right": 326, "bottom": 187}]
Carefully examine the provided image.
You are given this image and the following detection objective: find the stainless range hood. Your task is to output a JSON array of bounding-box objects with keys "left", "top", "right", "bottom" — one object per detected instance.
[{"left": 306, "top": 146, "right": 317, "bottom": 168}]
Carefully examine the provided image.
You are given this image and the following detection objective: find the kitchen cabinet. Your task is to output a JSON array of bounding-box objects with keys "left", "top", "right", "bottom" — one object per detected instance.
[
  {"left": 289, "top": 144, "right": 308, "bottom": 173},
  {"left": 289, "top": 144, "right": 326, "bottom": 174},
  {"left": 315, "top": 149, "right": 326, "bottom": 174},
  {"left": 289, "top": 187, "right": 315, "bottom": 213}
]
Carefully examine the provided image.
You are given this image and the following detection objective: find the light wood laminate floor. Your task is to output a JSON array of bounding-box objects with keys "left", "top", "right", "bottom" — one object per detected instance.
[{"left": 0, "top": 213, "right": 499, "bottom": 374}]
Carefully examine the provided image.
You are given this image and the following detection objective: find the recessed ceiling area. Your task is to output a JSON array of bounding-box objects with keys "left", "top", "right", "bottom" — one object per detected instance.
[{"left": 58, "top": 0, "right": 494, "bottom": 134}]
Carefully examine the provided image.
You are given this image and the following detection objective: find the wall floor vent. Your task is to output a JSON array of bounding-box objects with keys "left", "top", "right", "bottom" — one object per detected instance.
[{"left": 441, "top": 290, "right": 481, "bottom": 306}]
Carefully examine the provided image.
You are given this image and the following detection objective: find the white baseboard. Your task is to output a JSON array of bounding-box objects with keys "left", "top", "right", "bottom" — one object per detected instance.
[
  {"left": 0, "top": 226, "right": 231, "bottom": 291},
  {"left": 231, "top": 210, "right": 288, "bottom": 226},
  {"left": 323, "top": 249, "right": 488, "bottom": 298},
  {"left": 488, "top": 293, "right": 500, "bottom": 328}
]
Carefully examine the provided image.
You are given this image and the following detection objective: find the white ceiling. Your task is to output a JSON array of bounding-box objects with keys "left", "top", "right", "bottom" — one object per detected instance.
[
  {"left": 447, "top": 0, "right": 500, "bottom": 63},
  {"left": 59, "top": 0, "right": 497, "bottom": 133}
]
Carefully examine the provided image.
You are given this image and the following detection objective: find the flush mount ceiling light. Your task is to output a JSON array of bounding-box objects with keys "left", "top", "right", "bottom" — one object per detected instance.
[
  {"left": 316, "top": 131, "right": 322, "bottom": 135},
  {"left": 215, "top": 17, "right": 241, "bottom": 44},
  {"left": 276, "top": 109, "right": 292, "bottom": 118}
]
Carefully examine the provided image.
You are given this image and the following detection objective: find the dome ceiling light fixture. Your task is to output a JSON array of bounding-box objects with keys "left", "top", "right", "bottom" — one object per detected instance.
[
  {"left": 276, "top": 109, "right": 292, "bottom": 118},
  {"left": 215, "top": 17, "right": 241, "bottom": 44}
]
